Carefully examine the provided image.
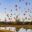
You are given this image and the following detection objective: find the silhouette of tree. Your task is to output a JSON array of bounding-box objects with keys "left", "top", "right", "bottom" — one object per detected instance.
[
  {"left": 16, "top": 18, "right": 20, "bottom": 22},
  {"left": 15, "top": 15, "right": 20, "bottom": 22}
]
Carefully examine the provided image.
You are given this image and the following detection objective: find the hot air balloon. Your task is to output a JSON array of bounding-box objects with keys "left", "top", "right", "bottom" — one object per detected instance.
[
  {"left": 25, "top": 11, "right": 27, "bottom": 13},
  {"left": 0, "top": 2, "right": 1, "bottom": 5},
  {"left": 19, "top": 0, "right": 21, "bottom": 2},
  {"left": 29, "top": 2, "right": 30, "bottom": 5},
  {"left": 25, "top": 17, "right": 27, "bottom": 19},
  {"left": 11, "top": 9, "right": 12, "bottom": 12},
  {"left": 15, "top": 4, "right": 17, "bottom": 7},
  {"left": 25, "top": 2, "right": 28, "bottom": 6},
  {"left": 22, "top": 0, "right": 24, "bottom": 1},
  {"left": 9, "top": 18, "right": 10, "bottom": 20},
  {"left": 24, "top": 13, "right": 26, "bottom": 16},
  {"left": 7, "top": 14, "right": 9, "bottom": 17},
  {"left": 15, "top": 8, "right": 18, "bottom": 11}
]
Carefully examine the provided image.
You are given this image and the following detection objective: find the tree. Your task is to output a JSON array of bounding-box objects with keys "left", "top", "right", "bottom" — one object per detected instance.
[
  {"left": 16, "top": 19, "right": 20, "bottom": 22},
  {"left": 15, "top": 15, "right": 20, "bottom": 23}
]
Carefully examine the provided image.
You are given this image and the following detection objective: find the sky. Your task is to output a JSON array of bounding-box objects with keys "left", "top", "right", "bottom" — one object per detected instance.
[{"left": 0, "top": 0, "right": 32, "bottom": 21}]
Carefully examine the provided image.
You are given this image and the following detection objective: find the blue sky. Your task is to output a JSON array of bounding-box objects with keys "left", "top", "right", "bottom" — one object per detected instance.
[{"left": 0, "top": 0, "right": 32, "bottom": 20}]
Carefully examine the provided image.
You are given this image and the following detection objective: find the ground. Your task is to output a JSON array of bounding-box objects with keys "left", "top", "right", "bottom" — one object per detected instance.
[{"left": 0, "top": 22, "right": 32, "bottom": 32}]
